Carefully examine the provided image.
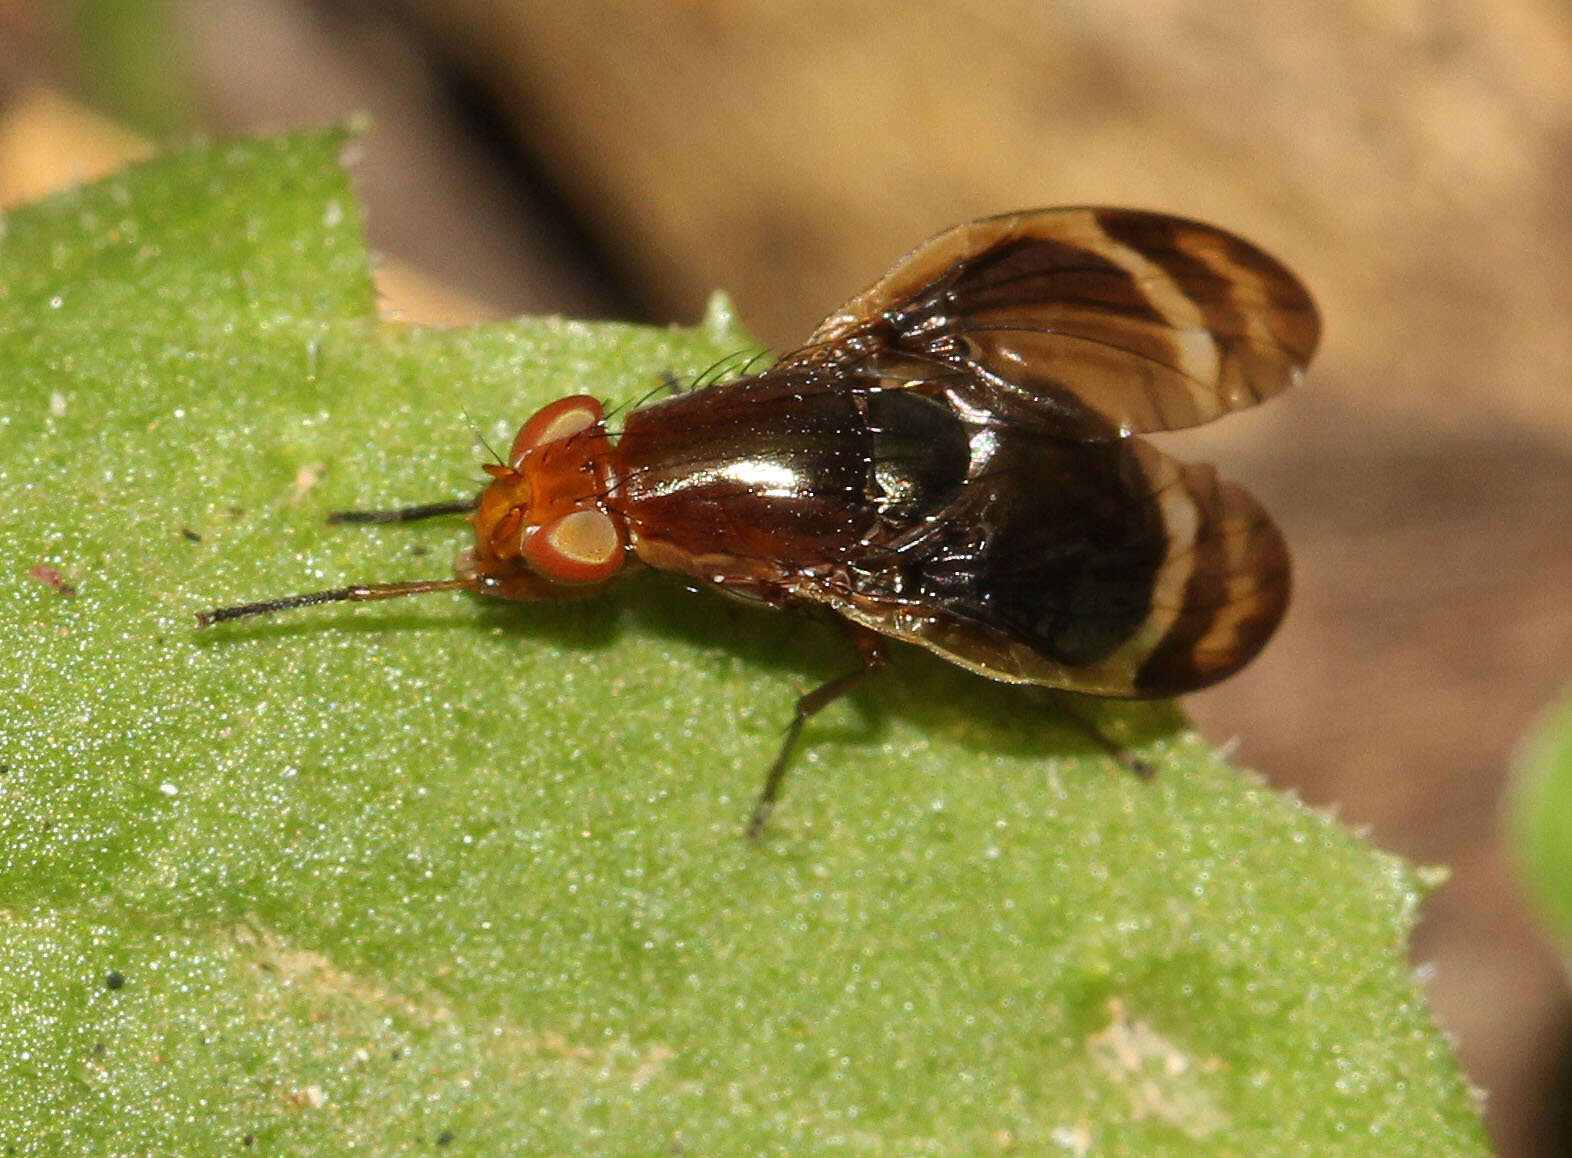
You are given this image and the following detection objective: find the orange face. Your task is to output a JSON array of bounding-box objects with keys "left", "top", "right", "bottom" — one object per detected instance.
[{"left": 464, "top": 395, "right": 629, "bottom": 597}]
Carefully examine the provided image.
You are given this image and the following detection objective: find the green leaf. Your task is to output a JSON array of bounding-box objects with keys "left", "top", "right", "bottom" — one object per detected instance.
[
  {"left": 0, "top": 130, "right": 1486, "bottom": 1153},
  {"left": 1511, "top": 688, "right": 1572, "bottom": 947}
]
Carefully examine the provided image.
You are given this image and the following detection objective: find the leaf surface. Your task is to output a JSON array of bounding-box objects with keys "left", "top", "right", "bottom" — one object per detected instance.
[{"left": 0, "top": 131, "right": 1486, "bottom": 1154}]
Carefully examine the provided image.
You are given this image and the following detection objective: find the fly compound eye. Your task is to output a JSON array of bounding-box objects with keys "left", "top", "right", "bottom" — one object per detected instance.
[
  {"left": 522, "top": 507, "right": 625, "bottom": 584},
  {"left": 510, "top": 395, "right": 604, "bottom": 465}
]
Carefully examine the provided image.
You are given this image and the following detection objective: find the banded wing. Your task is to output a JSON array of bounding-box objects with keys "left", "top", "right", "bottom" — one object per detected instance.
[
  {"left": 802, "top": 208, "right": 1320, "bottom": 438},
  {"left": 832, "top": 429, "right": 1290, "bottom": 697}
]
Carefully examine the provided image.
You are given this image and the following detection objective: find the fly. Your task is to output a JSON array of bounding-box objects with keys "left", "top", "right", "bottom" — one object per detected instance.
[{"left": 198, "top": 208, "right": 1320, "bottom": 835}]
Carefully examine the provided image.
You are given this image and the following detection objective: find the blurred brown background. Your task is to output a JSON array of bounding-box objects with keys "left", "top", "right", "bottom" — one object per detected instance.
[{"left": 3, "top": 2, "right": 1569, "bottom": 1152}]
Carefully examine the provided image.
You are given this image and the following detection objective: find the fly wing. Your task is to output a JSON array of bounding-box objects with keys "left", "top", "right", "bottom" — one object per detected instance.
[
  {"left": 799, "top": 208, "right": 1319, "bottom": 438},
  {"left": 828, "top": 431, "right": 1290, "bottom": 697}
]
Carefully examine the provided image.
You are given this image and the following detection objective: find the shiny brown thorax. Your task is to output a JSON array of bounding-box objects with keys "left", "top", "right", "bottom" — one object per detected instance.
[{"left": 616, "top": 367, "right": 969, "bottom": 598}]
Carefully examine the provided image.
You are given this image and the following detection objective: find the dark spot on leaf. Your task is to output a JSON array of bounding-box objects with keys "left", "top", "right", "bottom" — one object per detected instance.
[{"left": 28, "top": 564, "right": 76, "bottom": 598}]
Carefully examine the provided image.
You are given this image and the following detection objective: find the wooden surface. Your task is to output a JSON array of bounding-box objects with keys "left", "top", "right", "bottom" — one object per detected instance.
[
  {"left": 416, "top": 0, "right": 1572, "bottom": 446},
  {"left": 7, "top": 2, "right": 1572, "bottom": 1150}
]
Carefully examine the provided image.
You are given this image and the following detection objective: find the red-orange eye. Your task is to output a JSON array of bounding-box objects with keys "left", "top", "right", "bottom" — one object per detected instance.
[
  {"left": 509, "top": 395, "right": 603, "bottom": 465},
  {"left": 522, "top": 507, "right": 625, "bottom": 584}
]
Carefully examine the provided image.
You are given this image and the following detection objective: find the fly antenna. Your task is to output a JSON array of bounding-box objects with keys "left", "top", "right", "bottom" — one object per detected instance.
[
  {"left": 326, "top": 498, "right": 477, "bottom": 525},
  {"left": 195, "top": 578, "right": 476, "bottom": 628}
]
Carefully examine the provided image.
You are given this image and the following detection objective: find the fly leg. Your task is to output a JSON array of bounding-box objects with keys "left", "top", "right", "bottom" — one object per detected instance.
[
  {"left": 1053, "top": 697, "right": 1156, "bottom": 780},
  {"left": 747, "top": 626, "right": 887, "bottom": 839}
]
